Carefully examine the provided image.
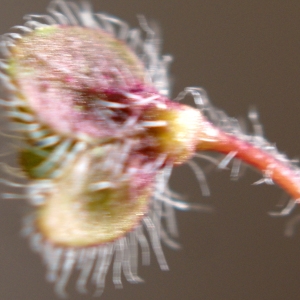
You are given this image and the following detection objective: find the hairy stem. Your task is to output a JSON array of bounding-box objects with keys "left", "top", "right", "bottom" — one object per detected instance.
[{"left": 197, "top": 121, "right": 300, "bottom": 201}]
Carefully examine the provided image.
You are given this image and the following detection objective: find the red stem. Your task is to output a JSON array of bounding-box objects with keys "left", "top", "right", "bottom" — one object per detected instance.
[{"left": 196, "top": 122, "right": 300, "bottom": 201}]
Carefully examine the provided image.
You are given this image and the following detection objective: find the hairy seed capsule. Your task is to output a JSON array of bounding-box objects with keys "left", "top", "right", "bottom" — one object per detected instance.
[{"left": 7, "top": 24, "right": 202, "bottom": 248}]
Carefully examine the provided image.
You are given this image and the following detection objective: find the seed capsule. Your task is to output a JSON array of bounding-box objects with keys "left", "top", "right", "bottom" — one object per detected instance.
[{"left": 7, "top": 24, "right": 204, "bottom": 249}]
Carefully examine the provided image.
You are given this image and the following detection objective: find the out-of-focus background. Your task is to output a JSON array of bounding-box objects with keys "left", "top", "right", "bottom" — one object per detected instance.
[{"left": 0, "top": 1, "right": 300, "bottom": 299}]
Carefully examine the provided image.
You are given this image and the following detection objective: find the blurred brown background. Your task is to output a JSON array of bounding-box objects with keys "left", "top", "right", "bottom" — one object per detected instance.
[{"left": 0, "top": 1, "right": 300, "bottom": 299}]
